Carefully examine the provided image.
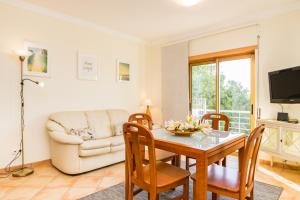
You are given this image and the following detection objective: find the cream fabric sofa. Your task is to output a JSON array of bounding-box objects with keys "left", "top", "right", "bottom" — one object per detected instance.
[{"left": 46, "top": 109, "right": 129, "bottom": 174}]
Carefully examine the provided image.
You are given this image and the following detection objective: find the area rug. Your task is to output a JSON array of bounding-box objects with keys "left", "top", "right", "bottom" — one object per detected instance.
[{"left": 80, "top": 181, "right": 283, "bottom": 200}]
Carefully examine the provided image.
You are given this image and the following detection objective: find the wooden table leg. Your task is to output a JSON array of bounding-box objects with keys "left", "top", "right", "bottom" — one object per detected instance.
[
  {"left": 176, "top": 154, "right": 181, "bottom": 168},
  {"left": 125, "top": 155, "right": 129, "bottom": 200},
  {"left": 195, "top": 157, "right": 208, "bottom": 200},
  {"left": 238, "top": 143, "right": 245, "bottom": 172}
]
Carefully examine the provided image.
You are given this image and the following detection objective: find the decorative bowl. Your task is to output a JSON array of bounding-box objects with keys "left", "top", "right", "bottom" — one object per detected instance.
[{"left": 167, "top": 128, "right": 200, "bottom": 136}]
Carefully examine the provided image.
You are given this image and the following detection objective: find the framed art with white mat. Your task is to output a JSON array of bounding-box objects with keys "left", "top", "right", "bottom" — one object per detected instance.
[
  {"left": 77, "top": 53, "right": 98, "bottom": 81},
  {"left": 23, "top": 41, "right": 50, "bottom": 77},
  {"left": 116, "top": 59, "right": 130, "bottom": 82}
]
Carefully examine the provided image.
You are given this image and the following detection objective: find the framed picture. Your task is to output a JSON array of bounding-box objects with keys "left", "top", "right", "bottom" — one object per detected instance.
[
  {"left": 77, "top": 53, "right": 98, "bottom": 81},
  {"left": 24, "top": 41, "right": 50, "bottom": 77},
  {"left": 117, "top": 60, "right": 130, "bottom": 82}
]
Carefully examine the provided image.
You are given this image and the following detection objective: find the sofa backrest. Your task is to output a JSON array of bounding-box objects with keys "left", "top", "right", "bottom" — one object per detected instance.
[
  {"left": 107, "top": 110, "right": 130, "bottom": 133},
  {"left": 48, "top": 111, "right": 88, "bottom": 132},
  {"left": 47, "top": 109, "right": 129, "bottom": 139},
  {"left": 85, "top": 110, "right": 112, "bottom": 139}
]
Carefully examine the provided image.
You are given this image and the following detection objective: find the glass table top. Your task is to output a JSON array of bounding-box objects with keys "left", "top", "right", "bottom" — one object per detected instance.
[{"left": 152, "top": 129, "right": 245, "bottom": 151}]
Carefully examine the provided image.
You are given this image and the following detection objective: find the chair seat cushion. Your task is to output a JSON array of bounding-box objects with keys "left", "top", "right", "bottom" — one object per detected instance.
[
  {"left": 136, "top": 162, "right": 190, "bottom": 188},
  {"left": 79, "top": 147, "right": 111, "bottom": 157},
  {"left": 145, "top": 149, "right": 176, "bottom": 161},
  {"left": 80, "top": 138, "right": 111, "bottom": 150},
  {"left": 191, "top": 163, "right": 240, "bottom": 192}
]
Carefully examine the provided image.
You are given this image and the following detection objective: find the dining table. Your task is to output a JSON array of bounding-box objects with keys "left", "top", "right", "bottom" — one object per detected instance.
[{"left": 125, "top": 128, "right": 246, "bottom": 200}]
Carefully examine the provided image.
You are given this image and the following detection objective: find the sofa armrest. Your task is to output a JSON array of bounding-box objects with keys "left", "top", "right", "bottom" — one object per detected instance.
[{"left": 49, "top": 131, "right": 84, "bottom": 145}]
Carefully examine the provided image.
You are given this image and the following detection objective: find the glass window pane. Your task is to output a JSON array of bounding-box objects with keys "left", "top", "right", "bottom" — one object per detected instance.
[
  {"left": 191, "top": 63, "right": 216, "bottom": 119},
  {"left": 219, "top": 58, "right": 251, "bottom": 134}
]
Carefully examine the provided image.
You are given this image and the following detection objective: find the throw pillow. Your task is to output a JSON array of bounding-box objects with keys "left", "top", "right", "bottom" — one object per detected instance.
[
  {"left": 69, "top": 128, "right": 96, "bottom": 141},
  {"left": 114, "top": 124, "right": 123, "bottom": 136}
]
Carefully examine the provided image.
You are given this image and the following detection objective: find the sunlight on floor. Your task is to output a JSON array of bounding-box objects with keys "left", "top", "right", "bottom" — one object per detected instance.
[{"left": 258, "top": 166, "right": 300, "bottom": 192}]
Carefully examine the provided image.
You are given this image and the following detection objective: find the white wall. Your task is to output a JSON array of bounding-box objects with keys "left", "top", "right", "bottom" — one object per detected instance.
[
  {"left": 149, "top": 10, "right": 300, "bottom": 123},
  {"left": 145, "top": 46, "right": 163, "bottom": 123},
  {"left": 257, "top": 11, "right": 300, "bottom": 165},
  {"left": 258, "top": 11, "right": 300, "bottom": 120},
  {"left": 0, "top": 4, "right": 146, "bottom": 168},
  {"left": 2, "top": 3, "right": 300, "bottom": 168},
  {"left": 146, "top": 10, "right": 300, "bottom": 165},
  {"left": 191, "top": 10, "right": 300, "bottom": 120}
]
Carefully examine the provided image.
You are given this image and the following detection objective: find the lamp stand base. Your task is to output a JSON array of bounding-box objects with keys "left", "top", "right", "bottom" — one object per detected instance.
[
  {"left": 12, "top": 167, "right": 34, "bottom": 177},
  {"left": 146, "top": 106, "right": 152, "bottom": 119}
]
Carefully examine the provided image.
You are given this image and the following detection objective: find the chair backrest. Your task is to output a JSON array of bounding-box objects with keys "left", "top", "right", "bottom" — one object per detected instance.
[
  {"left": 128, "top": 113, "right": 153, "bottom": 130},
  {"left": 123, "top": 122, "right": 157, "bottom": 189},
  {"left": 240, "top": 125, "right": 265, "bottom": 196},
  {"left": 201, "top": 113, "right": 230, "bottom": 131}
]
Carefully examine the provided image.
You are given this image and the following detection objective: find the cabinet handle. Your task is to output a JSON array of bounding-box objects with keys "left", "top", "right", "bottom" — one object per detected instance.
[{"left": 280, "top": 139, "right": 283, "bottom": 143}]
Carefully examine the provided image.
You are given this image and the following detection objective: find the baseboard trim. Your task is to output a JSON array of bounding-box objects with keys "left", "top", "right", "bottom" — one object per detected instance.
[
  {"left": 259, "top": 159, "right": 300, "bottom": 170},
  {"left": 0, "top": 159, "right": 51, "bottom": 173}
]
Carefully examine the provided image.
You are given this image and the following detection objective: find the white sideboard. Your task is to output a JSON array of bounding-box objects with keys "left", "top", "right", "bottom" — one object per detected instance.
[{"left": 257, "top": 119, "right": 300, "bottom": 165}]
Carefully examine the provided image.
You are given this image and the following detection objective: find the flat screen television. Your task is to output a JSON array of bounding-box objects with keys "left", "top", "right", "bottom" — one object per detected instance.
[{"left": 269, "top": 66, "right": 300, "bottom": 103}]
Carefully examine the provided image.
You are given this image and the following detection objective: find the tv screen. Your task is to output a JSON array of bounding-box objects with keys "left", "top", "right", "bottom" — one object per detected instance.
[{"left": 269, "top": 66, "right": 300, "bottom": 103}]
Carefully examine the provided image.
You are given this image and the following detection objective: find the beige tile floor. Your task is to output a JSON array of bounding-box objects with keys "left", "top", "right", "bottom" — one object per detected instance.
[{"left": 0, "top": 156, "right": 300, "bottom": 200}]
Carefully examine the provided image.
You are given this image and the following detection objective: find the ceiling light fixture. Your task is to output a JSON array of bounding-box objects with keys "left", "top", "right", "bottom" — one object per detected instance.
[{"left": 175, "top": 0, "right": 202, "bottom": 7}]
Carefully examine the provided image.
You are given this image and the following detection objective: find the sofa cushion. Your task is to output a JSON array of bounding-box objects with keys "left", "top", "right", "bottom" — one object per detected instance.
[
  {"left": 111, "top": 135, "right": 124, "bottom": 146},
  {"left": 85, "top": 111, "right": 113, "bottom": 139},
  {"left": 69, "top": 128, "right": 95, "bottom": 141},
  {"left": 49, "top": 111, "right": 88, "bottom": 131},
  {"left": 79, "top": 147, "right": 111, "bottom": 157},
  {"left": 80, "top": 138, "right": 111, "bottom": 150},
  {"left": 114, "top": 124, "right": 123, "bottom": 136},
  {"left": 111, "top": 144, "right": 125, "bottom": 152},
  {"left": 107, "top": 110, "right": 129, "bottom": 136}
]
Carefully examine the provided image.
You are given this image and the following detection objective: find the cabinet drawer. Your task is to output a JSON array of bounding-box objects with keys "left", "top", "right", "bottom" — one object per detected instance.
[
  {"left": 261, "top": 127, "right": 279, "bottom": 152},
  {"left": 281, "top": 128, "right": 300, "bottom": 159}
]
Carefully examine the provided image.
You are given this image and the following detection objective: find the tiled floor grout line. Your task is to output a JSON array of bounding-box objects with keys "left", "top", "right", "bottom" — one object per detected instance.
[{"left": 0, "top": 157, "right": 300, "bottom": 199}]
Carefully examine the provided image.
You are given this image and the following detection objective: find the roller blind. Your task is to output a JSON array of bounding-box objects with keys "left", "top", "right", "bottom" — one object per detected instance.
[{"left": 189, "top": 25, "right": 259, "bottom": 56}]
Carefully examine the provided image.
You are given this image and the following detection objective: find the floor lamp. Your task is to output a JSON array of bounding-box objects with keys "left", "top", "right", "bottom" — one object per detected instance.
[{"left": 12, "top": 50, "right": 44, "bottom": 177}]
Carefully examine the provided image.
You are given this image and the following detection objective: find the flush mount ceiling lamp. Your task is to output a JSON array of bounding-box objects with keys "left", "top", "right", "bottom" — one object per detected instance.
[{"left": 174, "top": 0, "right": 202, "bottom": 7}]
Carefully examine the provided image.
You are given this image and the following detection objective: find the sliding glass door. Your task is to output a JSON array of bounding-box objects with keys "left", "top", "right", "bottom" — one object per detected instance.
[
  {"left": 190, "top": 55, "right": 255, "bottom": 133},
  {"left": 190, "top": 62, "right": 216, "bottom": 117}
]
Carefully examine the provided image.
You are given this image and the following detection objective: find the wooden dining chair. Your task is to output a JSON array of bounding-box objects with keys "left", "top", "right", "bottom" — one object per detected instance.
[
  {"left": 123, "top": 122, "right": 190, "bottom": 200},
  {"left": 128, "top": 113, "right": 153, "bottom": 130},
  {"left": 128, "top": 113, "right": 180, "bottom": 167},
  {"left": 191, "top": 125, "right": 265, "bottom": 200},
  {"left": 186, "top": 113, "right": 230, "bottom": 170},
  {"left": 202, "top": 113, "right": 230, "bottom": 131}
]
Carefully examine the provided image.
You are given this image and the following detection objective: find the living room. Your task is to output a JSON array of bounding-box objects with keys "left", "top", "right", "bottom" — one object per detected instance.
[{"left": 1, "top": 0, "right": 300, "bottom": 199}]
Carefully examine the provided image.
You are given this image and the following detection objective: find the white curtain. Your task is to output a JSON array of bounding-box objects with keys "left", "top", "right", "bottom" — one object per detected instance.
[{"left": 161, "top": 42, "right": 189, "bottom": 122}]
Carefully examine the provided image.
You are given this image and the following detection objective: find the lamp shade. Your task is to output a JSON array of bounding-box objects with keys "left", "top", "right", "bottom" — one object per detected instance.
[
  {"left": 144, "top": 99, "right": 152, "bottom": 106},
  {"left": 15, "top": 49, "right": 32, "bottom": 57}
]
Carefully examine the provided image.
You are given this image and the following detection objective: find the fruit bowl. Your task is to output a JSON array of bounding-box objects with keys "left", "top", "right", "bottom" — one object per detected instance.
[
  {"left": 167, "top": 128, "right": 200, "bottom": 136},
  {"left": 165, "top": 116, "right": 209, "bottom": 137}
]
